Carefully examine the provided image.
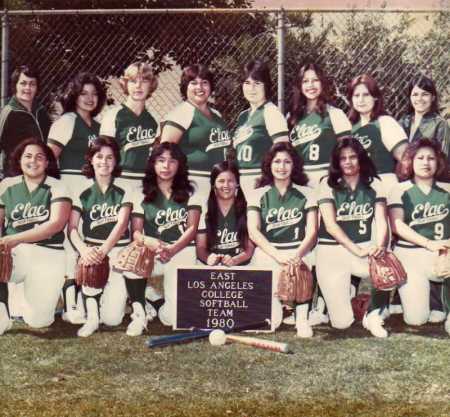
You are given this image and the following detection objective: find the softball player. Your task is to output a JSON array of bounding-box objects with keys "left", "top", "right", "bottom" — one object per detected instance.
[
  {"left": 0, "top": 138, "right": 71, "bottom": 335},
  {"left": 160, "top": 64, "right": 231, "bottom": 198},
  {"left": 233, "top": 59, "right": 289, "bottom": 198},
  {"left": 316, "top": 137, "right": 390, "bottom": 337},
  {"left": 388, "top": 139, "right": 450, "bottom": 332},
  {"left": 47, "top": 72, "right": 106, "bottom": 323},
  {"left": 68, "top": 137, "right": 132, "bottom": 337},
  {"left": 247, "top": 142, "right": 318, "bottom": 337},
  {"left": 196, "top": 160, "right": 254, "bottom": 266},
  {"left": 288, "top": 63, "right": 352, "bottom": 188},
  {"left": 128, "top": 142, "right": 201, "bottom": 334},
  {"left": 100, "top": 62, "right": 159, "bottom": 189}
]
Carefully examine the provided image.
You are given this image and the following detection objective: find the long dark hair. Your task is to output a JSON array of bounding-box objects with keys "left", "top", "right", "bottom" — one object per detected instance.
[
  {"left": 287, "top": 63, "right": 331, "bottom": 128},
  {"left": 81, "top": 136, "right": 122, "bottom": 179},
  {"left": 8, "top": 137, "right": 60, "bottom": 179},
  {"left": 328, "top": 136, "right": 378, "bottom": 189},
  {"left": 206, "top": 161, "right": 248, "bottom": 252},
  {"left": 61, "top": 72, "right": 106, "bottom": 117},
  {"left": 257, "top": 142, "right": 308, "bottom": 188},
  {"left": 406, "top": 75, "right": 439, "bottom": 115},
  {"left": 347, "top": 74, "right": 386, "bottom": 124},
  {"left": 396, "top": 138, "right": 448, "bottom": 181},
  {"left": 143, "top": 142, "right": 193, "bottom": 203}
]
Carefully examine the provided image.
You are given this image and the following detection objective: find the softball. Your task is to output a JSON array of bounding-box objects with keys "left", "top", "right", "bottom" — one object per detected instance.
[{"left": 209, "top": 329, "right": 226, "bottom": 346}]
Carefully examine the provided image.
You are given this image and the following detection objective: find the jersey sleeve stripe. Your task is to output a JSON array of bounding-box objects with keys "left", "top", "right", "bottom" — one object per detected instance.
[
  {"left": 391, "top": 139, "right": 408, "bottom": 154},
  {"left": 318, "top": 198, "right": 334, "bottom": 205},
  {"left": 387, "top": 203, "right": 403, "bottom": 208},
  {"left": 51, "top": 197, "right": 72, "bottom": 204},
  {"left": 47, "top": 138, "right": 64, "bottom": 148},
  {"left": 271, "top": 131, "right": 289, "bottom": 140},
  {"left": 247, "top": 206, "right": 260, "bottom": 212},
  {"left": 163, "top": 120, "right": 186, "bottom": 132}
]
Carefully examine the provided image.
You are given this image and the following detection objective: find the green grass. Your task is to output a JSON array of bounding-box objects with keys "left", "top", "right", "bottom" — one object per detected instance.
[{"left": 1, "top": 314, "right": 449, "bottom": 417}]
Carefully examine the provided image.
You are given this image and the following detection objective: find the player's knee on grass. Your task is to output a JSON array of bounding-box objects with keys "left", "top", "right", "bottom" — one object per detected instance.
[
  {"left": 23, "top": 309, "right": 55, "bottom": 328},
  {"left": 403, "top": 311, "right": 428, "bottom": 326},
  {"left": 330, "top": 315, "right": 354, "bottom": 329},
  {"left": 101, "top": 309, "right": 124, "bottom": 327}
]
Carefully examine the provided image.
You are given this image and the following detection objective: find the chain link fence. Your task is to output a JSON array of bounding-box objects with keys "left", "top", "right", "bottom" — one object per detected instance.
[{"left": 1, "top": 9, "right": 449, "bottom": 124}]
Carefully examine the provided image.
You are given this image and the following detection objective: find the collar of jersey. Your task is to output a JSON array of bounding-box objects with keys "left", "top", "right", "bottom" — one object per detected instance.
[
  {"left": 93, "top": 178, "right": 114, "bottom": 195},
  {"left": 22, "top": 174, "right": 47, "bottom": 195}
]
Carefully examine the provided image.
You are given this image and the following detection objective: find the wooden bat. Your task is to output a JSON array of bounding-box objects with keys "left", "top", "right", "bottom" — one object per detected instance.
[
  {"left": 209, "top": 330, "right": 291, "bottom": 354},
  {"left": 146, "top": 319, "right": 270, "bottom": 349}
]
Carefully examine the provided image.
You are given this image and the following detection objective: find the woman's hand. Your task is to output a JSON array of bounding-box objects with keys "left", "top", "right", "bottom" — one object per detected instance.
[
  {"left": 0, "top": 235, "right": 21, "bottom": 249},
  {"left": 206, "top": 253, "right": 222, "bottom": 266},
  {"left": 80, "top": 246, "right": 104, "bottom": 265},
  {"left": 142, "top": 236, "right": 164, "bottom": 252},
  {"left": 275, "top": 250, "right": 300, "bottom": 265},
  {"left": 221, "top": 254, "right": 239, "bottom": 267},
  {"left": 425, "top": 239, "right": 450, "bottom": 252},
  {"left": 157, "top": 244, "right": 175, "bottom": 263}
]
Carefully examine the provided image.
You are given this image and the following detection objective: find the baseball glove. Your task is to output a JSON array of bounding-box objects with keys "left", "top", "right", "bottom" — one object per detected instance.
[
  {"left": 0, "top": 243, "right": 13, "bottom": 283},
  {"left": 276, "top": 261, "right": 313, "bottom": 304},
  {"left": 75, "top": 255, "right": 110, "bottom": 289},
  {"left": 369, "top": 251, "right": 407, "bottom": 291},
  {"left": 432, "top": 249, "right": 450, "bottom": 282},
  {"left": 113, "top": 241, "right": 155, "bottom": 278},
  {"left": 351, "top": 293, "right": 371, "bottom": 321}
]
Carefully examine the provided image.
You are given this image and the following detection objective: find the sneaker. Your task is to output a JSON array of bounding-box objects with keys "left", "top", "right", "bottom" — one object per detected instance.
[
  {"left": 145, "top": 300, "right": 158, "bottom": 322},
  {"left": 389, "top": 304, "right": 403, "bottom": 315},
  {"left": 282, "top": 313, "right": 295, "bottom": 325},
  {"left": 380, "top": 307, "right": 390, "bottom": 320},
  {"left": 363, "top": 312, "right": 388, "bottom": 338},
  {"left": 445, "top": 316, "right": 450, "bottom": 335},
  {"left": 296, "top": 322, "right": 313, "bottom": 338},
  {"left": 308, "top": 309, "right": 329, "bottom": 326},
  {"left": 126, "top": 313, "right": 147, "bottom": 336},
  {"left": 0, "top": 316, "right": 12, "bottom": 335},
  {"left": 77, "top": 319, "right": 99, "bottom": 338},
  {"left": 62, "top": 309, "right": 86, "bottom": 324},
  {"left": 428, "top": 310, "right": 446, "bottom": 323}
]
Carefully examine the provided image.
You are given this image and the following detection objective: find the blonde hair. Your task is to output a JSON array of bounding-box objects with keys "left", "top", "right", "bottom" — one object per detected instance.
[{"left": 119, "top": 62, "right": 158, "bottom": 98}]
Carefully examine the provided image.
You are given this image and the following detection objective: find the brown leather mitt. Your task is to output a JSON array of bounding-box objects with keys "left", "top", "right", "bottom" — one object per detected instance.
[
  {"left": 432, "top": 249, "right": 450, "bottom": 282},
  {"left": 114, "top": 241, "right": 154, "bottom": 278},
  {"left": 369, "top": 251, "right": 407, "bottom": 291},
  {"left": 0, "top": 243, "right": 13, "bottom": 283},
  {"left": 276, "top": 261, "right": 313, "bottom": 304},
  {"left": 75, "top": 255, "right": 110, "bottom": 289}
]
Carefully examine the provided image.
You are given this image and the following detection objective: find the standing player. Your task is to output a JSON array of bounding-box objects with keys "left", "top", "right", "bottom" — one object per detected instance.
[
  {"left": 196, "top": 160, "right": 254, "bottom": 266},
  {"left": 0, "top": 65, "right": 51, "bottom": 177},
  {"left": 233, "top": 59, "right": 289, "bottom": 198},
  {"left": 100, "top": 62, "right": 159, "bottom": 189},
  {"left": 316, "top": 137, "right": 390, "bottom": 337},
  {"left": 47, "top": 72, "right": 106, "bottom": 322},
  {"left": 247, "top": 142, "right": 318, "bottom": 337},
  {"left": 388, "top": 138, "right": 450, "bottom": 332},
  {"left": 160, "top": 64, "right": 231, "bottom": 197},
  {"left": 288, "top": 63, "right": 351, "bottom": 188},
  {"left": 128, "top": 142, "right": 201, "bottom": 334},
  {"left": 68, "top": 137, "right": 132, "bottom": 337},
  {"left": 0, "top": 138, "right": 71, "bottom": 335}
]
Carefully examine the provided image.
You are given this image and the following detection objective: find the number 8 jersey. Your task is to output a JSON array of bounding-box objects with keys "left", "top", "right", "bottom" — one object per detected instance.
[{"left": 388, "top": 180, "right": 450, "bottom": 248}]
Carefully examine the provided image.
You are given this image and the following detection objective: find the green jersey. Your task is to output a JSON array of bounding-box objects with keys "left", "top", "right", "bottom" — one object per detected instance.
[
  {"left": 198, "top": 205, "right": 245, "bottom": 258},
  {"left": 100, "top": 104, "right": 158, "bottom": 179},
  {"left": 388, "top": 180, "right": 450, "bottom": 248},
  {"left": 352, "top": 115, "right": 407, "bottom": 175},
  {"left": 163, "top": 102, "right": 230, "bottom": 178},
  {"left": 290, "top": 106, "right": 351, "bottom": 172},
  {"left": 132, "top": 189, "right": 202, "bottom": 245},
  {"left": 318, "top": 177, "right": 386, "bottom": 244},
  {"left": 0, "top": 175, "right": 71, "bottom": 248},
  {"left": 247, "top": 184, "right": 317, "bottom": 249},
  {"left": 48, "top": 112, "right": 100, "bottom": 175},
  {"left": 233, "top": 102, "right": 288, "bottom": 176},
  {"left": 72, "top": 178, "right": 133, "bottom": 246}
]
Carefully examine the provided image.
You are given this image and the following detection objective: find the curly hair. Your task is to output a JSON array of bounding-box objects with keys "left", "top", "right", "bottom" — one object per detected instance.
[
  {"left": 206, "top": 161, "right": 248, "bottom": 252},
  {"left": 119, "top": 62, "right": 158, "bottom": 98},
  {"left": 7, "top": 137, "right": 60, "bottom": 179},
  {"left": 180, "top": 64, "right": 215, "bottom": 100},
  {"left": 81, "top": 136, "right": 122, "bottom": 179},
  {"left": 60, "top": 72, "right": 106, "bottom": 117},
  {"left": 347, "top": 74, "right": 386, "bottom": 124},
  {"left": 241, "top": 59, "right": 272, "bottom": 100},
  {"left": 257, "top": 142, "right": 308, "bottom": 188},
  {"left": 396, "top": 138, "right": 449, "bottom": 182},
  {"left": 287, "top": 63, "right": 331, "bottom": 128},
  {"left": 328, "top": 136, "right": 378, "bottom": 189},
  {"left": 143, "top": 142, "right": 193, "bottom": 203}
]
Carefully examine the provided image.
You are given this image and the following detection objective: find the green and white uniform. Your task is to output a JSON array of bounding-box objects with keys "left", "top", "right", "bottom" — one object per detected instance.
[
  {"left": 70, "top": 178, "right": 133, "bottom": 325},
  {"left": 163, "top": 101, "right": 230, "bottom": 195},
  {"left": 247, "top": 184, "right": 318, "bottom": 330},
  {"left": 388, "top": 180, "right": 450, "bottom": 325},
  {"left": 132, "top": 189, "right": 202, "bottom": 327},
  {"left": 316, "top": 177, "right": 388, "bottom": 329},
  {"left": 233, "top": 102, "right": 288, "bottom": 197},
  {"left": 352, "top": 115, "right": 407, "bottom": 192},
  {"left": 0, "top": 175, "right": 71, "bottom": 328},
  {"left": 100, "top": 104, "right": 158, "bottom": 182},
  {"left": 290, "top": 105, "right": 351, "bottom": 188},
  {"left": 198, "top": 205, "right": 249, "bottom": 264}
]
